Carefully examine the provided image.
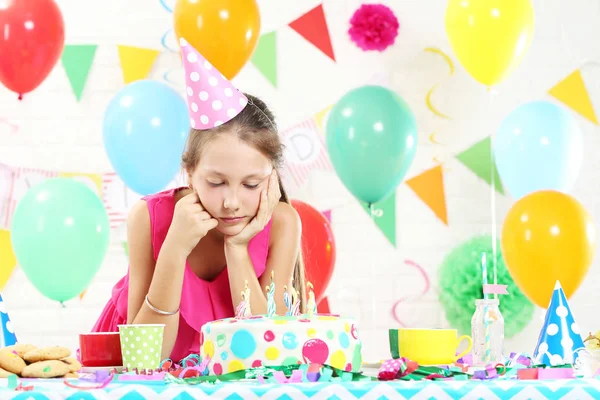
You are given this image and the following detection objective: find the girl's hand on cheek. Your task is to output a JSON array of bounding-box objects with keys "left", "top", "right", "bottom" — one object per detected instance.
[
  {"left": 225, "top": 169, "right": 281, "bottom": 248},
  {"left": 167, "top": 191, "right": 219, "bottom": 255}
]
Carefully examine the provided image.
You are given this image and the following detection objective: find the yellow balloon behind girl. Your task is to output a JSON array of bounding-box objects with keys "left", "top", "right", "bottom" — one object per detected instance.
[
  {"left": 501, "top": 190, "right": 596, "bottom": 309},
  {"left": 173, "top": 0, "right": 260, "bottom": 80},
  {"left": 445, "top": 0, "right": 535, "bottom": 86}
]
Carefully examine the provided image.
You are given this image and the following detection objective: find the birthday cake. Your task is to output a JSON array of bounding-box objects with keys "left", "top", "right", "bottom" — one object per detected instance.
[
  {"left": 200, "top": 313, "right": 362, "bottom": 374},
  {"left": 200, "top": 278, "right": 362, "bottom": 374}
]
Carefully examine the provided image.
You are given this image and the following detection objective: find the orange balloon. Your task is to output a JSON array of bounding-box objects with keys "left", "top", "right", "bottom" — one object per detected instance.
[
  {"left": 501, "top": 190, "right": 596, "bottom": 308},
  {"left": 173, "top": 0, "right": 261, "bottom": 80}
]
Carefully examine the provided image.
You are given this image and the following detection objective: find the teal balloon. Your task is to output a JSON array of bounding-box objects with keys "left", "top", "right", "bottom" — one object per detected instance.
[
  {"left": 326, "top": 85, "right": 417, "bottom": 204},
  {"left": 10, "top": 178, "right": 110, "bottom": 303}
]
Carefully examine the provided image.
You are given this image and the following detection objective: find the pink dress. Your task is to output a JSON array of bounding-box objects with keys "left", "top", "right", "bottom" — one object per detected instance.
[{"left": 91, "top": 188, "right": 272, "bottom": 362}]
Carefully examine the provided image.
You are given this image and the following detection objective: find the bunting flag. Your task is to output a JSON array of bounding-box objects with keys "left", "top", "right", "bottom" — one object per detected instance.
[
  {"left": 0, "top": 230, "right": 16, "bottom": 291},
  {"left": 117, "top": 45, "right": 160, "bottom": 84},
  {"left": 289, "top": 4, "right": 336, "bottom": 61},
  {"left": 61, "top": 45, "right": 98, "bottom": 101},
  {"left": 321, "top": 209, "right": 332, "bottom": 223},
  {"left": 361, "top": 192, "right": 397, "bottom": 246},
  {"left": 279, "top": 118, "right": 333, "bottom": 191},
  {"left": 548, "top": 69, "right": 598, "bottom": 124},
  {"left": 251, "top": 32, "right": 278, "bottom": 87},
  {"left": 455, "top": 136, "right": 504, "bottom": 195},
  {"left": 405, "top": 165, "right": 448, "bottom": 225},
  {"left": 314, "top": 104, "right": 333, "bottom": 133},
  {"left": 58, "top": 172, "right": 103, "bottom": 197}
]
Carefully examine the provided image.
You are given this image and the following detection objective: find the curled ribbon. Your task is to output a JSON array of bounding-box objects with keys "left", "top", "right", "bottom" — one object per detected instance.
[
  {"left": 158, "top": 0, "right": 182, "bottom": 89},
  {"left": 0, "top": 118, "right": 19, "bottom": 134},
  {"left": 423, "top": 47, "right": 455, "bottom": 166},
  {"left": 391, "top": 259, "right": 431, "bottom": 326}
]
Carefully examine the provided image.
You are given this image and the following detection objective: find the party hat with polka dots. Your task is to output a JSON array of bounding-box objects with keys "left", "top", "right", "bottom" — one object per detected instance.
[
  {"left": 0, "top": 294, "right": 17, "bottom": 347},
  {"left": 532, "top": 281, "right": 584, "bottom": 366},
  {"left": 179, "top": 37, "right": 249, "bottom": 130}
]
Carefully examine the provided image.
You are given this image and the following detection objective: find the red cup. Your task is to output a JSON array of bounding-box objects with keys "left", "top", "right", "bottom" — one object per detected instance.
[{"left": 79, "top": 332, "right": 123, "bottom": 367}]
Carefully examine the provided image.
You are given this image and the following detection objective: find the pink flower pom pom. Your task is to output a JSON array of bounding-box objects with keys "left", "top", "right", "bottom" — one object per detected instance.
[{"left": 348, "top": 4, "right": 399, "bottom": 52}]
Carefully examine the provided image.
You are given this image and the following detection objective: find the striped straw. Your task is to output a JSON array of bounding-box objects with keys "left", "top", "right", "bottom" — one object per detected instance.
[{"left": 481, "top": 252, "right": 491, "bottom": 363}]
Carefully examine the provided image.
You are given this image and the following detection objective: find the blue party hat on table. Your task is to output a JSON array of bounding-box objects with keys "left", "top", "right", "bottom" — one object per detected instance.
[
  {"left": 533, "top": 281, "right": 584, "bottom": 366},
  {"left": 0, "top": 294, "right": 17, "bottom": 347}
]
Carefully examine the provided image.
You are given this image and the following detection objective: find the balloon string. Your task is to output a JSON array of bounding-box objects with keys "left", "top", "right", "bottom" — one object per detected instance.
[
  {"left": 489, "top": 89, "right": 498, "bottom": 300},
  {"left": 391, "top": 259, "right": 431, "bottom": 326}
]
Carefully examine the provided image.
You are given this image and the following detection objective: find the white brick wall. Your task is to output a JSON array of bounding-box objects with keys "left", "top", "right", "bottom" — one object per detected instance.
[{"left": 2, "top": 0, "right": 600, "bottom": 363}]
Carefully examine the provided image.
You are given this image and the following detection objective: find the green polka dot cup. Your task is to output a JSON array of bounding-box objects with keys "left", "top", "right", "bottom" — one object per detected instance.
[{"left": 117, "top": 324, "right": 165, "bottom": 370}]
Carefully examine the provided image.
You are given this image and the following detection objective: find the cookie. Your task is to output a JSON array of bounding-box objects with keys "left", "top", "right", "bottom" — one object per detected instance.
[
  {"left": 60, "top": 357, "right": 82, "bottom": 373},
  {"left": 65, "top": 371, "right": 79, "bottom": 378},
  {"left": 23, "top": 346, "right": 70, "bottom": 363},
  {"left": 0, "top": 366, "right": 15, "bottom": 378},
  {"left": 4, "top": 344, "right": 37, "bottom": 358},
  {"left": 21, "top": 360, "right": 71, "bottom": 378},
  {"left": 0, "top": 349, "right": 26, "bottom": 375}
]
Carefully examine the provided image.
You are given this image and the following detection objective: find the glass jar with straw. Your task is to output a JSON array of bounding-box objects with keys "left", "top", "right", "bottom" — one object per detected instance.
[{"left": 471, "top": 253, "right": 505, "bottom": 366}]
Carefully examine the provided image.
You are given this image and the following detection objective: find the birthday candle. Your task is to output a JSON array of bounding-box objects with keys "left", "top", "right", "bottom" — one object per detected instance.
[
  {"left": 283, "top": 285, "right": 292, "bottom": 316},
  {"left": 243, "top": 280, "right": 252, "bottom": 317},
  {"left": 236, "top": 280, "right": 251, "bottom": 318},
  {"left": 290, "top": 282, "right": 300, "bottom": 316},
  {"left": 267, "top": 271, "right": 276, "bottom": 317},
  {"left": 306, "top": 282, "right": 317, "bottom": 318},
  {"left": 235, "top": 291, "right": 247, "bottom": 319}
]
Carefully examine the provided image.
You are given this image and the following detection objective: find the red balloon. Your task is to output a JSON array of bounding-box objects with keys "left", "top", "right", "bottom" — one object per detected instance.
[
  {"left": 291, "top": 200, "right": 336, "bottom": 303},
  {"left": 0, "top": 0, "right": 65, "bottom": 99}
]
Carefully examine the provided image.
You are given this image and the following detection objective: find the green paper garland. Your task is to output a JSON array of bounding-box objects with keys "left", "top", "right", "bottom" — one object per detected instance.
[{"left": 438, "top": 234, "right": 534, "bottom": 338}]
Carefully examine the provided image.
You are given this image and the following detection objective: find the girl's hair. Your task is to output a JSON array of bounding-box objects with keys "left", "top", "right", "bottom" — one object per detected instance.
[{"left": 181, "top": 94, "right": 307, "bottom": 312}]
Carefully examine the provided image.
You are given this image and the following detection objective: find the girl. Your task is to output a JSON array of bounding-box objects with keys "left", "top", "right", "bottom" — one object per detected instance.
[{"left": 92, "top": 92, "right": 307, "bottom": 361}]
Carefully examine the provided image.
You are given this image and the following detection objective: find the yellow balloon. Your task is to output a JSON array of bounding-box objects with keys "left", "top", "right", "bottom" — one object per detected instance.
[
  {"left": 501, "top": 191, "right": 596, "bottom": 308},
  {"left": 0, "top": 230, "right": 17, "bottom": 291},
  {"left": 173, "top": 0, "right": 261, "bottom": 80},
  {"left": 445, "top": 0, "right": 535, "bottom": 86}
]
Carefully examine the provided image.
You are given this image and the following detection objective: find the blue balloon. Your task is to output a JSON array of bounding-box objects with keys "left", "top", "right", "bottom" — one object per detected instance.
[
  {"left": 103, "top": 80, "right": 190, "bottom": 195},
  {"left": 493, "top": 101, "right": 583, "bottom": 199}
]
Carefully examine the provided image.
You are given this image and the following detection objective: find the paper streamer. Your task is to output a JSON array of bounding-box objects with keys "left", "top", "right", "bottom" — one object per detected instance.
[
  {"left": 423, "top": 47, "right": 455, "bottom": 166},
  {"left": 391, "top": 259, "right": 431, "bottom": 326},
  {"left": 0, "top": 118, "right": 19, "bottom": 134}
]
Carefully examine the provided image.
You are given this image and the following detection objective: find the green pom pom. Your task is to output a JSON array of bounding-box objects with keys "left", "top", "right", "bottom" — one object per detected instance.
[{"left": 438, "top": 234, "right": 533, "bottom": 338}]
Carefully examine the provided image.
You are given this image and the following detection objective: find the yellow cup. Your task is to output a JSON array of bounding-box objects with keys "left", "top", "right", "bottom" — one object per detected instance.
[{"left": 397, "top": 328, "right": 472, "bottom": 365}]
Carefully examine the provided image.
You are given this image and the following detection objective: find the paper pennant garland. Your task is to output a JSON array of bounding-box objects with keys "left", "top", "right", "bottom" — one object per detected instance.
[
  {"left": 0, "top": 294, "right": 17, "bottom": 347},
  {"left": 455, "top": 136, "right": 504, "bottom": 195},
  {"left": 533, "top": 281, "right": 585, "bottom": 366},
  {"left": 0, "top": 230, "right": 16, "bottom": 292},
  {"left": 117, "top": 45, "right": 160, "bottom": 84},
  {"left": 251, "top": 32, "right": 278, "bottom": 87},
  {"left": 548, "top": 69, "right": 598, "bottom": 124},
  {"left": 361, "top": 192, "right": 396, "bottom": 246},
  {"left": 61, "top": 45, "right": 98, "bottom": 101},
  {"left": 405, "top": 165, "right": 448, "bottom": 225},
  {"left": 289, "top": 4, "right": 336, "bottom": 61}
]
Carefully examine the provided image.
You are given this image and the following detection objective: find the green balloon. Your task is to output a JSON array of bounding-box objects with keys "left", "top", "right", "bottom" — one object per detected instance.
[
  {"left": 326, "top": 85, "right": 418, "bottom": 204},
  {"left": 10, "top": 178, "right": 110, "bottom": 303}
]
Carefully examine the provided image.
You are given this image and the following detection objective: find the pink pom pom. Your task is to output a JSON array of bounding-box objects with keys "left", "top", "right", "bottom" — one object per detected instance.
[{"left": 348, "top": 4, "right": 399, "bottom": 52}]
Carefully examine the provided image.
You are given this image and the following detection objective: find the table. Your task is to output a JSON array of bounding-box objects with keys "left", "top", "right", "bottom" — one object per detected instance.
[{"left": 3, "top": 378, "right": 600, "bottom": 399}]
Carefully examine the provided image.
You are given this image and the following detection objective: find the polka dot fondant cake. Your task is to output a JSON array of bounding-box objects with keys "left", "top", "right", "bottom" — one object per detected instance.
[{"left": 200, "top": 314, "right": 362, "bottom": 374}]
